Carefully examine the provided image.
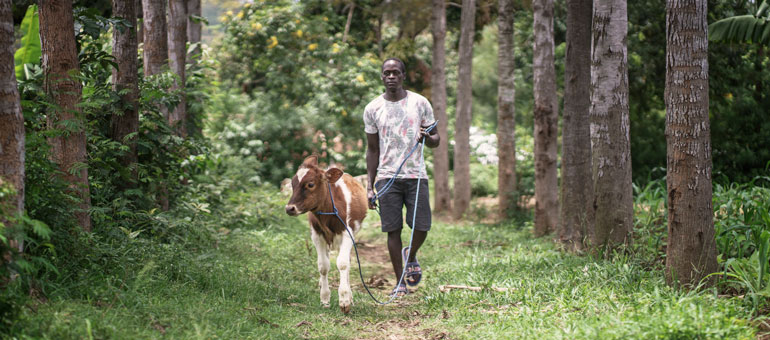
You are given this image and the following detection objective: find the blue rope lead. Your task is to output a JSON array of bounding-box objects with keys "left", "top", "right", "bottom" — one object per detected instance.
[{"left": 316, "top": 120, "right": 438, "bottom": 305}]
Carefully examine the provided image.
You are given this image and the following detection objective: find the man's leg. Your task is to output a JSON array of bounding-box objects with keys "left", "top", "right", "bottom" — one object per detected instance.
[
  {"left": 405, "top": 230, "right": 427, "bottom": 262},
  {"left": 404, "top": 179, "right": 431, "bottom": 262},
  {"left": 387, "top": 230, "right": 404, "bottom": 280},
  {"left": 378, "top": 179, "right": 406, "bottom": 284}
]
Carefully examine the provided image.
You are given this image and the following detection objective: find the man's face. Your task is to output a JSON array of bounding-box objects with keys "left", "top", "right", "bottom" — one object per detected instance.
[{"left": 381, "top": 60, "right": 405, "bottom": 92}]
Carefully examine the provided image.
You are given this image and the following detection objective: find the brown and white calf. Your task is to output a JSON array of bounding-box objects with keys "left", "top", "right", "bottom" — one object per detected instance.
[{"left": 284, "top": 156, "right": 367, "bottom": 314}]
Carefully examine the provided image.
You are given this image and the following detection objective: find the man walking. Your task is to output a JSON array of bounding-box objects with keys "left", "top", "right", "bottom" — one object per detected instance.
[{"left": 364, "top": 58, "right": 440, "bottom": 296}]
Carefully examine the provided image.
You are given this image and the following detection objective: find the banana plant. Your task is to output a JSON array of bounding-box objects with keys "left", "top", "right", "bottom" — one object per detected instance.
[
  {"left": 13, "top": 5, "right": 41, "bottom": 80},
  {"left": 709, "top": 0, "right": 770, "bottom": 45}
]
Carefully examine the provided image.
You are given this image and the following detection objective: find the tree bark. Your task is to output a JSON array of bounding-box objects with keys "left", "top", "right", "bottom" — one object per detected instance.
[
  {"left": 532, "top": 0, "right": 559, "bottom": 236},
  {"left": 497, "top": 0, "right": 516, "bottom": 218},
  {"left": 39, "top": 0, "right": 91, "bottom": 231},
  {"left": 664, "top": 0, "right": 717, "bottom": 286},
  {"left": 589, "top": 0, "right": 632, "bottom": 249},
  {"left": 432, "top": 0, "right": 451, "bottom": 213},
  {"left": 142, "top": 0, "right": 167, "bottom": 77},
  {"left": 111, "top": 0, "right": 139, "bottom": 175},
  {"left": 0, "top": 0, "right": 25, "bottom": 250},
  {"left": 559, "top": 0, "right": 593, "bottom": 251},
  {"left": 142, "top": 0, "right": 169, "bottom": 210},
  {"left": 452, "top": 0, "right": 475, "bottom": 220},
  {"left": 168, "top": 0, "right": 187, "bottom": 137},
  {"left": 342, "top": 2, "right": 355, "bottom": 43},
  {"left": 186, "top": 0, "right": 201, "bottom": 62}
]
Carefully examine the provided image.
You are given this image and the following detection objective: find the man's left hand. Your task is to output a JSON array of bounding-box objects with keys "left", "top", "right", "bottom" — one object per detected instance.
[{"left": 417, "top": 124, "right": 434, "bottom": 143}]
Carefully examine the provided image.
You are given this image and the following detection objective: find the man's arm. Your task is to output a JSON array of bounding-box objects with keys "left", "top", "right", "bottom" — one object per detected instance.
[{"left": 366, "top": 132, "right": 380, "bottom": 209}]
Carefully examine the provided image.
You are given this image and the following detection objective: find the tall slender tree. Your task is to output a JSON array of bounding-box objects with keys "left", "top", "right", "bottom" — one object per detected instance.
[
  {"left": 111, "top": 0, "right": 139, "bottom": 173},
  {"left": 0, "top": 0, "right": 25, "bottom": 250},
  {"left": 142, "top": 0, "right": 167, "bottom": 77},
  {"left": 589, "top": 0, "right": 632, "bottom": 249},
  {"left": 453, "top": 0, "right": 476, "bottom": 220},
  {"left": 186, "top": 0, "right": 201, "bottom": 61},
  {"left": 168, "top": 0, "right": 187, "bottom": 137},
  {"left": 432, "top": 0, "right": 451, "bottom": 213},
  {"left": 559, "top": 0, "right": 593, "bottom": 251},
  {"left": 532, "top": 0, "right": 559, "bottom": 236},
  {"left": 497, "top": 0, "right": 516, "bottom": 218},
  {"left": 664, "top": 0, "right": 718, "bottom": 286},
  {"left": 143, "top": 0, "right": 170, "bottom": 210},
  {"left": 39, "top": 0, "right": 92, "bottom": 231}
]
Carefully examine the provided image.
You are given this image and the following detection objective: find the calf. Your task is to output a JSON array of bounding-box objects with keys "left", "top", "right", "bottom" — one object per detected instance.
[{"left": 285, "top": 156, "right": 367, "bottom": 314}]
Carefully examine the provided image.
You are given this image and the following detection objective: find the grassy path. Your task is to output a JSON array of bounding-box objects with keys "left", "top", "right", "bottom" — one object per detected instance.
[{"left": 13, "top": 208, "right": 760, "bottom": 339}]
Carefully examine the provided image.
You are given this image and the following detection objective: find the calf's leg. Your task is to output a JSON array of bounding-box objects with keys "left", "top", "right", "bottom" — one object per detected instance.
[
  {"left": 311, "top": 230, "right": 331, "bottom": 307},
  {"left": 336, "top": 222, "right": 357, "bottom": 314}
]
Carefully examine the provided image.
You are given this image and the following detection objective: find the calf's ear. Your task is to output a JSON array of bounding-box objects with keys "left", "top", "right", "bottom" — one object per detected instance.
[
  {"left": 302, "top": 155, "right": 318, "bottom": 168},
  {"left": 326, "top": 168, "right": 344, "bottom": 184}
]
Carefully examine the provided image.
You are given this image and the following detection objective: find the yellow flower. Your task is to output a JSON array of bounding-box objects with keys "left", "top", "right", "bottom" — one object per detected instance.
[
  {"left": 308, "top": 43, "right": 318, "bottom": 51},
  {"left": 283, "top": 102, "right": 290, "bottom": 109},
  {"left": 356, "top": 74, "right": 364, "bottom": 83},
  {"left": 323, "top": 17, "right": 329, "bottom": 21},
  {"left": 236, "top": 11, "right": 244, "bottom": 19},
  {"left": 226, "top": 10, "right": 233, "bottom": 16},
  {"left": 252, "top": 22, "right": 262, "bottom": 30},
  {"left": 295, "top": 19, "right": 300, "bottom": 24},
  {"left": 295, "top": 29, "right": 303, "bottom": 38},
  {"left": 356, "top": 61, "right": 363, "bottom": 67},
  {"left": 725, "top": 93, "right": 733, "bottom": 100},
  {"left": 267, "top": 36, "right": 278, "bottom": 49},
  {"left": 341, "top": 109, "right": 348, "bottom": 117},
  {"left": 244, "top": 3, "right": 250, "bottom": 8},
  {"left": 332, "top": 43, "right": 340, "bottom": 53}
]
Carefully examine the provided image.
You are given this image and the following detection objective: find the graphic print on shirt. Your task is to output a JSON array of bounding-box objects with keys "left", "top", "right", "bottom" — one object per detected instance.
[{"left": 363, "top": 91, "right": 436, "bottom": 181}]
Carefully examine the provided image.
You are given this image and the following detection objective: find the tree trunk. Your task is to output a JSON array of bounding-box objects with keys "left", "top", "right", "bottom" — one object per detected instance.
[
  {"left": 186, "top": 0, "right": 201, "bottom": 62},
  {"left": 589, "top": 0, "right": 632, "bottom": 249},
  {"left": 559, "top": 0, "right": 593, "bottom": 251},
  {"left": 142, "top": 0, "right": 167, "bottom": 77},
  {"left": 0, "top": 0, "right": 25, "bottom": 251},
  {"left": 664, "top": 0, "right": 717, "bottom": 286},
  {"left": 168, "top": 0, "right": 187, "bottom": 137},
  {"left": 39, "top": 0, "right": 91, "bottom": 231},
  {"left": 376, "top": 14, "right": 383, "bottom": 57},
  {"left": 452, "top": 0, "right": 475, "bottom": 220},
  {"left": 532, "top": 0, "right": 559, "bottom": 236},
  {"left": 342, "top": 2, "right": 355, "bottom": 43},
  {"left": 497, "top": 0, "right": 516, "bottom": 218},
  {"left": 432, "top": 0, "right": 451, "bottom": 213},
  {"left": 111, "top": 0, "right": 139, "bottom": 175},
  {"left": 137, "top": 0, "right": 143, "bottom": 45}
]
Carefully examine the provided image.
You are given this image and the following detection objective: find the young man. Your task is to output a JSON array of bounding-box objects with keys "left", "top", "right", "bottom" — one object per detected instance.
[{"left": 364, "top": 58, "right": 440, "bottom": 296}]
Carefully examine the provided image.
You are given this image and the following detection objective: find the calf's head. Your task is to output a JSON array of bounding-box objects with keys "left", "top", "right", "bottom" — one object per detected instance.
[{"left": 285, "top": 156, "right": 344, "bottom": 216}]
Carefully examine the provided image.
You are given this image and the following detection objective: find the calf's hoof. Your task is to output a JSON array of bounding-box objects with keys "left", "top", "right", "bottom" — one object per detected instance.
[
  {"left": 340, "top": 304, "right": 351, "bottom": 314},
  {"left": 321, "top": 302, "right": 330, "bottom": 308}
]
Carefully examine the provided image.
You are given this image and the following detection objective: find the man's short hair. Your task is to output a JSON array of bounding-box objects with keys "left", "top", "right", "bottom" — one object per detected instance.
[{"left": 382, "top": 58, "right": 406, "bottom": 73}]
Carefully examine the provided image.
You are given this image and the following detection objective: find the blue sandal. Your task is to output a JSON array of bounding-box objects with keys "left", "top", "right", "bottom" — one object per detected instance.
[
  {"left": 392, "top": 282, "right": 409, "bottom": 297},
  {"left": 401, "top": 247, "right": 423, "bottom": 287}
]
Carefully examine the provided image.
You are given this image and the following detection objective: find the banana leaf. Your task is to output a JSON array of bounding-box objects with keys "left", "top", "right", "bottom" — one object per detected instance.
[{"left": 13, "top": 5, "right": 41, "bottom": 80}]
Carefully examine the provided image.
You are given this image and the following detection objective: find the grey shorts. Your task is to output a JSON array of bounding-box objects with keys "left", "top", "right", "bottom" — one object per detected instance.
[{"left": 375, "top": 179, "right": 432, "bottom": 233}]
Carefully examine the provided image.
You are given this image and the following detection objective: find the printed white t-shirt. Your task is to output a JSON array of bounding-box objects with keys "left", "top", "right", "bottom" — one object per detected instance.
[{"left": 363, "top": 91, "right": 436, "bottom": 181}]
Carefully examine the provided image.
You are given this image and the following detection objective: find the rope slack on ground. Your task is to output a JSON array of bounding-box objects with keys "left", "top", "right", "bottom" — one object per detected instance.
[{"left": 316, "top": 121, "right": 438, "bottom": 305}]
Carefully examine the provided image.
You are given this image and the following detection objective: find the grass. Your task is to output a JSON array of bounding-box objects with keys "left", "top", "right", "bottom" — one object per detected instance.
[{"left": 7, "top": 195, "right": 761, "bottom": 339}]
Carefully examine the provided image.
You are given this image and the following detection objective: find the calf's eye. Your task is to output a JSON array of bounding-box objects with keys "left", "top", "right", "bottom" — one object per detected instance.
[{"left": 307, "top": 182, "right": 315, "bottom": 189}]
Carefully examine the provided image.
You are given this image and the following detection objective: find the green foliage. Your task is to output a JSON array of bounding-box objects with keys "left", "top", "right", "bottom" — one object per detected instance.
[
  {"left": 470, "top": 163, "right": 497, "bottom": 196},
  {"left": 215, "top": 0, "right": 382, "bottom": 183},
  {"left": 709, "top": 0, "right": 770, "bottom": 45},
  {"left": 13, "top": 5, "right": 41, "bottom": 80}
]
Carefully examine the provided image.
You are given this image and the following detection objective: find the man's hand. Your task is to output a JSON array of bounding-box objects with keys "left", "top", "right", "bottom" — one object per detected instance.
[
  {"left": 417, "top": 122, "right": 440, "bottom": 148},
  {"left": 416, "top": 124, "right": 433, "bottom": 143},
  {"left": 367, "top": 188, "right": 377, "bottom": 210}
]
